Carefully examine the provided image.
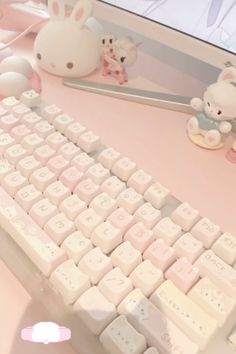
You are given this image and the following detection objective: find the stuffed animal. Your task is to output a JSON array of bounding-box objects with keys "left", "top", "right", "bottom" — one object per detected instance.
[
  {"left": 102, "top": 37, "right": 139, "bottom": 84},
  {"left": 187, "top": 66, "right": 236, "bottom": 148},
  {"left": 33, "top": 0, "right": 100, "bottom": 78}
]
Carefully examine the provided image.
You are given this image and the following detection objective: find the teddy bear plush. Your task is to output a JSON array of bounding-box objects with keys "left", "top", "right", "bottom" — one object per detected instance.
[{"left": 187, "top": 66, "right": 236, "bottom": 148}]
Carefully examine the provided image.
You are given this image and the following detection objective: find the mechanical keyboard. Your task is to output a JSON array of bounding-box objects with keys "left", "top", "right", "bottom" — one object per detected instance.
[{"left": 0, "top": 91, "right": 235, "bottom": 354}]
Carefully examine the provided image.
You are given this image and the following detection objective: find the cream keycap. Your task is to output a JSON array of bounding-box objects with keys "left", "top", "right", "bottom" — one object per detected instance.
[
  {"left": 59, "top": 142, "right": 80, "bottom": 161},
  {"left": 22, "top": 111, "right": 41, "bottom": 127},
  {"left": 65, "top": 122, "right": 86, "bottom": 143},
  {"left": 61, "top": 231, "right": 93, "bottom": 264},
  {"left": 5, "top": 144, "right": 27, "bottom": 165},
  {"left": 53, "top": 113, "right": 74, "bottom": 133},
  {"left": 44, "top": 180, "right": 70, "bottom": 206},
  {"left": 86, "top": 163, "right": 110, "bottom": 185},
  {"left": 77, "top": 130, "right": 101, "bottom": 153},
  {"left": 127, "top": 169, "right": 153, "bottom": 194},
  {"left": 17, "top": 155, "right": 41, "bottom": 177},
  {"left": 21, "top": 133, "right": 44, "bottom": 153},
  {"left": 150, "top": 280, "right": 218, "bottom": 349},
  {"left": 112, "top": 157, "right": 137, "bottom": 182},
  {"left": 153, "top": 217, "right": 181, "bottom": 245},
  {"left": 134, "top": 203, "right": 161, "bottom": 229},
  {"left": 46, "top": 131, "right": 68, "bottom": 150},
  {"left": 34, "top": 120, "right": 55, "bottom": 138},
  {"left": 29, "top": 166, "right": 56, "bottom": 191},
  {"left": 72, "top": 152, "right": 94, "bottom": 172},
  {"left": 144, "top": 182, "right": 169, "bottom": 209},
  {"left": 124, "top": 222, "right": 154, "bottom": 253},
  {"left": 33, "top": 144, "right": 56, "bottom": 165},
  {"left": 75, "top": 208, "right": 103, "bottom": 238},
  {"left": 44, "top": 212, "right": 75, "bottom": 245},
  {"left": 74, "top": 286, "right": 117, "bottom": 335},
  {"left": 188, "top": 277, "right": 236, "bottom": 327},
  {"left": 101, "top": 175, "right": 126, "bottom": 198},
  {"left": 111, "top": 241, "right": 142, "bottom": 276},
  {"left": 100, "top": 315, "right": 147, "bottom": 354},
  {"left": 191, "top": 217, "right": 221, "bottom": 248},
  {"left": 15, "top": 184, "right": 42, "bottom": 212},
  {"left": 50, "top": 259, "right": 90, "bottom": 304},
  {"left": 173, "top": 233, "right": 204, "bottom": 263},
  {"left": 0, "top": 133, "right": 15, "bottom": 155},
  {"left": 60, "top": 166, "right": 84, "bottom": 192},
  {"left": 117, "top": 187, "right": 144, "bottom": 214},
  {"left": 0, "top": 158, "right": 14, "bottom": 181},
  {"left": 2, "top": 170, "right": 28, "bottom": 197},
  {"left": 212, "top": 232, "right": 236, "bottom": 265},
  {"left": 90, "top": 192, "right": 117, "bottom": 219},
  {"left": 98, "top": 147, "right": 121, "bottom": 169},
  {"left": 118, "top": 289, "right": 198, "bottom": 354},
  {"left": 29, "top": 198, "right": 58, "bottom": 228},
  {"left": 59, "top": 195, "right": 86, "bottom": 221},
  {"left": 98, "top": 267, "right": 133, "bottom": 306},
  {"left": 41, "top": 104, "right": 62, "bottom": 123},
  {"left": 20, "top": 89, "right": 41, "bottom": 107},
  {"left": 171, "top": 202, "right": 200, "bottom": 231},
  {"left": 91, "top": 221, "right": 122, "bottom": 254}
]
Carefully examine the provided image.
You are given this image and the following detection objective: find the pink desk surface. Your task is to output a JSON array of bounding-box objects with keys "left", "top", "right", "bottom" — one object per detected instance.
[{"left": 0, "top": 32, "right": 235, "bottom": 354}]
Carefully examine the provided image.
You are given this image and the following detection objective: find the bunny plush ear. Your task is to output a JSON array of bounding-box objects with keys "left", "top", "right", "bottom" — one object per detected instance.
[
  {"left": 48, "top": 0, "right": 65, "bottom": 20},
  {"left": 70, "top": 0, "right": 92, "bottom": 29},
  {"left": 218, "top": 67, "right": 236, "bottom": 82}
]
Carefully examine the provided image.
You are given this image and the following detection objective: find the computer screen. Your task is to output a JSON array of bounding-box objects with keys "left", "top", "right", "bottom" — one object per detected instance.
[{"left": 101, "top": 0, "right": 236, "bottom": 55}]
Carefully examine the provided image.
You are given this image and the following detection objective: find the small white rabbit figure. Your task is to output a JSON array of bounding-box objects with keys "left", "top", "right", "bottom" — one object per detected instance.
[
  {"left": 33, "top": 0, "right": 100, "bottom": 78},
  {"left": 187, "top": 67, "right": 236, "bottom": 148},
  {"left": 100, "top": 33, "right": 116, "bottom": 75},
  {"left": 103, "top": 37, "right": 139, "bottom": 84}
]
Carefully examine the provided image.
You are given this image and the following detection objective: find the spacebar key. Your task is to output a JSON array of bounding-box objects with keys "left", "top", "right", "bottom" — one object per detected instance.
[{"left": 0, "top": 186, "right": 66, "bottom": 276}]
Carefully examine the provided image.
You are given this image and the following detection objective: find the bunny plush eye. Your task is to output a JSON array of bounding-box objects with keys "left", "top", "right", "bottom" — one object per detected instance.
[
  {"left": 120, "top": 56, "right": 126, "bottom": 63},
  {"left": 207, "top": 102, "right": 210, "bottom": 106},
  {"left": 102, "top": 39, "right": 105, "bottom": 45},
  {"left": 37, "top": 53, "right": 42, "bottom": 60},
  {"left": 67, "top": 62, "right": 74, "bottom": 69},
  {"left": 217, "top": 110, "right": 222, "bottom": 115},
  {"left": 109, "top": 38, "right": 113, "bottom": 44}
]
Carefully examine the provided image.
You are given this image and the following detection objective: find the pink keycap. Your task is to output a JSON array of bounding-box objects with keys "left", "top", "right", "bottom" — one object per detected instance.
[
  {"left": 17, "top": 156, "right": 41, "bottom": 178},
  {"left": 44, "top": 213, "right": 75, "bottom": 245},
  {"left": 0, "top": 114, "right": 19, "bottom": 131},
  {"left": 44, "top": 180, "right": 70, "bottom": 206},
  {"left": 15, "top": 184, "right": 43, "bottom": 212},
  {"left": 34, "top": 120, "right": 55, "bottom": 138},
  {"left": 4, "top": 144, "right": 27, "bottom": 165},
  {"left": 107, "top": 207, "right": 134, "bottom": 234},
  {"left": 124, "top": 222, "right": 154, "bottom": 253},
  {"left": 59, "top": 166, "right": 84, "bottom": 191},
  {"left": 75, "top": 178, "right": 100, "bottom": 205},
  {"left": 46, "top": 132, "right": 67, "bottom": 150},
  {"left": 29, "top": 167, "right": 57, "bottom": 191},
  {"left": 22, "top": 111, "right": 42, "bottom": 128},
  {"left": 2, "top": 170, "right": 28, "bottom": 197},
  {"left": 72, "top": 152, "right": 94, "bottom": 172},
  {"left": 165, "top": 258, "right": 200, "bottom": 293},
  {"left": 46, "top": 154, "right": 70, "bottom": 177},
  {"left": 34, "top": 144, "right": 56, "bottom": 164},
  {"left": 10, "top": 124, "right": 31, "bottom": 143},
  {"left": 29, "top": 198, "right": 58, "bottom": 228},
  {"left": 143, "top": 239, "right": 176, "bottom": 271}
]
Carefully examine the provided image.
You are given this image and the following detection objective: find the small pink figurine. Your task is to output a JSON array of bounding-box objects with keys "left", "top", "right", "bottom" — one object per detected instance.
[
  {"left": 100, "top": 33, "right": 116, "bottom": 76},
  {"left": 101, "top": 36, "right": 139, "bottom": 84}
]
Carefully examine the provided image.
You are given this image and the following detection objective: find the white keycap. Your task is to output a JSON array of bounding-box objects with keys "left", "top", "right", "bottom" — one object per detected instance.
[
  {"left": 144, "top": 182, "right": 169, "bottom": 209},
  {"left": 1, "top": 96, "right": 19, "bottom": 109},
  {"left": 188, "top": 277, "right": 236, "bottom": 327},
  {"left": 86, "top": 163, "right": 110, "bottom": 184},
  {"left": 195, "top": 250, "right": 236, "bottom": 298},
  {"left": 59, "top": 142, "right": 80, "bottom": 160},
  {"left": 2, "top": 170, "right": 28, "bottom": 197},
  {"left": 34, "top": 144, "right": 56, "bottom": 166},
  {"left": 151, "top": 280, "right": 217, "bottom": 350},
  {"left": 98, "top": 147, "right": 121, "bottom": 169},
  {"left": 21, "top": 133, "right": 44, "bottom": 153},
  {"left": 72, "top": 152, "right": 94, "bottom": 172},
  {"left": 75, "top": 208, "right": 103, "bottom": 237},
  {"left": 44, "top": 212, "right": 75, "bottom": 245},
  {"left": 112, "top": 157, "right": 137, "bottom": 181},
  {"left": 22, "top": 111, "right": 41, "bottom": 128},
  {"left": 98, "top": 267, "right": 133, "bottom": 305},
  {"left": 118, "top": 289, "right": 198, "bottom": 354},
  {"left": 101, "top": 175, "right": 126, "bottom": 198},
  {"left": 111, "top": 241, "right": 142, "bottom": 276},
  {"left": 61, "top": 231, "right": 93, "bottom": 264},
  {"left": 44, "top": 180, "right": 70, "bottom": 206},
  {"left": 12, "top": 103, "right": 31, "bottom": 118},
  {"left": 50, "top": 259, "right": 90, "bottom": 304},
  {"left": 34, "top": 120, "right": 55, "bottom": 138},
  {"left": 91, "top": 221, "right": 122, "bottom": 254},
  {"left": 0, "top": 113, "right": 19, "bottom": 131},
  {"left": 4, "top": 144, "right": 27, "bottom": 165},
  {"left": 30, "top": 166, "right": 56, "bottom": 191},
  {"left": 130, "top": 260, "right": 163, "bottom": 297},
  {"left": 41, "top": 104, "right": 62, "bottom": 123},
  {"left": 143, "top": 348, "right": 159, "bottom": 354},
  {"left": 90, "top": 192, "right": 117, "bottom": 219},
  {"left": 65, "top": 122, "right": 86, "bottom": 143},
  {"left": 59, "top": 195, "right": 86, "bottom": 221},
  {"left": 134, "top": 203, "right": 161, "bottom": 229},
  {"left": 0, "top": 158, "right": 14, "bottom": 181},
  {"left": 46, "top": 131, "right": 67, "bottom": 150},
  {"left": 29, "top": 198, "right": 58, "bottom": 228},
  {"left": 17, "top": 155, "right": 41, "bottom": 177},
  {"left": 171, "top": 202, "right": 200, "bottom": 231},
  {"left": 78, "top": 247, "right": 112, "bottom": 284},
  {"left": 0, "top": 187, "right": 66, "bottom": 276},
  {"left": 15, "top": 184, "right": 42, "bottom": 212},
  {"left": 100, "top": 315, "right": 147, "bottom": 354},
  {"left": 212, "top": 232, "right": 236, "bottom": 265},
  {"left": 153, "top": 217, "right": 181, "bottom": 245},
  {"left": 53, "top": 113, "right": 74, "bottom": 133},
  {"left": 0, "top": 133, "right": 15, "bottom": 155},
  {"left": 124, "top": 222, "right": 154, "bottom": 253},
  {"left": 20, "top": 89, "right": 41, "bottom": 107},
  {"left": 117, "top": 188, "right": 144, "bottom": 214},
  {"left": 173, "top": 233, "right": 204, "bottom": 263},
  {"left": 128, "top": 169, "right": 153, "bottom": 194},
  {"left": 74, "top": 286, "right": 117, "bottom": 335},
  {"left": 77, "top": 130, "right": 101, "bottom": 153},
  {"left": 191, "top": 217, "right": 221, "bottom": 248}
]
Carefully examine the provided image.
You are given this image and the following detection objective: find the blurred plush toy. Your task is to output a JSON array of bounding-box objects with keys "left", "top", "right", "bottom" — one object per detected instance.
[
  {"left": 100, "top": 33, "right": 116, "bottom": 75},
  {"left": 226, "top": 140, "right": 236, "bottom": 163},
  {"left": 101, "top": 36, "right": 140, "bottom": 84},
  {"left": 187, "top": 66, "right": 236, "bottom": 149}
]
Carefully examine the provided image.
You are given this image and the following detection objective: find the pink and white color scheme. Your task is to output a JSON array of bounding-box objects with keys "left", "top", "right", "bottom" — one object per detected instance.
[{"left": 21, "top": 321, "right": 71, "bottom": 344}]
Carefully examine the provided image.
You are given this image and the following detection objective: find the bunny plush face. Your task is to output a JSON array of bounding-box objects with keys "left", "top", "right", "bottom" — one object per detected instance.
[
  {"left": 33, "top": 0, "right": 99, "bottom": 78},
  {"left": 203, "top": 67, "right": 236, "bottom": 121},
  {"left": 113, "top": 37, "right": 138, "bottom": 68}
]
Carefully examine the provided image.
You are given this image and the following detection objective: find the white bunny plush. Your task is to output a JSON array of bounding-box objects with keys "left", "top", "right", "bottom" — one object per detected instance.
[
  {"left": 33, "top": 0, "right": 99, "bottom": 78},
  {"left": 187, "top": 66, "right": 236, "bottom": 148}
]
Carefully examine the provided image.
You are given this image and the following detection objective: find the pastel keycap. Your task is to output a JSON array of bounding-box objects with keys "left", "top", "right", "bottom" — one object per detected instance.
[
  {"left": 61, "top": 231, "right": 93, "bottom": 264},
  {"left": 90, "top": 192, "right": 117, "bottom": 219},
  {"left": 44, "top": 180, "right": 70, "bottom": 206},
  {"left": 17, "top": 155, "right": 41, "bottom": 177},
  {"left": 191, "top": 217, "right": 221, "bottom": 248},
  {"left": 101, "top": 175, "right": 126, "bottom": 198},
  {"left": 0, "top": 133, "right": 15, "bottom": 155},
  {"left": 30, "top": 166, "right": 56, "bottom": 191},
  {"left": 10, "top": 124, "right": 31, "bottom": 143},
  {"left": 77, "top": 130, "right": 101, "bottom": 153},
  {"left": 143, "top": 239, "right": 176, "bottom": 271},
  {"left": 60, "top": 166, "right": 84, "bottom": 191},
  {"left": 41, "top": 104, "right": 62, "bottom": 123},
  {"left": 15, "top": 184, "right": 42, "bottom": 212},
  {"left": 4, "top": 144, "right": 27, "bottom": 165},
  {"left": 173, "top": 233, "right": 204, "bottom": 263},
  {"left": 86, "top": 163, "right": 110, "bottom": 184},
  {"left": 0, "top": 113, "right": 19, "bottom": 131},
  {"left": 75, "top": 178, "right": 100, "bottom": 205},
  {"left": 112, "top": 157, "right": 137, "bottom": 181},
  {"left": 72, "top": 152, "right": 94, "bottom": 172},
  {"left": 12, "top": 103, "right": 31, "bottom": 118},
  {"left": 29, "top": 198, "right": 58, "bottom": 228},
  {"left": 34, "top": 120, "right": 55, "bottom": 138},
  {"left": 134, "top": 202, "right": 161, "bottom": 229},
  {"left": 127, "top": 169, "right": 153, "bottom": 194},
  {"left": 59, "top": 142, "right": 80, "bottom": 160},
  {"left": 153, "top": 217, "right": 181, "bottom": 245},
  {"left": 2, "top": 170, "right": 28, "bottom": 197},
  {"left": 53, "top": 113, "right": 74, "bottom": 133},
  {"left": 22, "top": 111, "right": 41, "bottom": 127},
  {"left": 46, "top": 154, "right": 70, "bottom": 177},
  {"left": 65, "top": 122, "right": 86, "bottom": 143},
  {"left": 107, "top": 207, "right": 134, "bottom": 234},
  {"left": 117, "top": 187, "right": 144, "bottom": 214},
  {"left": 20, "top": 89, "right": 41, "bottom": 107},
  {"left": 44, "top": 212, "right": 75, "bottom": 245},
  {"left": 91, "top": 221, "right": 122, "bottom": 254},
  {"left": 46, "top": 131, "right": 68, "bottom": 150},
  {"left": 171, "top": 202, "right": 200, "bottom": 231},
  {"left": 212, "top": 232, "right": 236, "bottom": 265},
  {"left": 21, "top": 133, "right": 44, "bottom": 153},
  {"left": 111, "top": 241, "right": 142, "bottom": 276},
  {"left": 98, "top": 147, "right": 121, "bottom": 169},
  {"left": 33, "top": 144, "right": 56, "bottom": 164},
  {"left": 144, "top": 182, "right": 169, "bottom": 209},
  {"left": 75, "top": 208, "right": 103, "bottom": 237},
  {"left": 59, "top": 195, "right": 86, "bottom": 221},
  {"left": 124, "top": 222, "right": 154, "bottom": 253}
]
